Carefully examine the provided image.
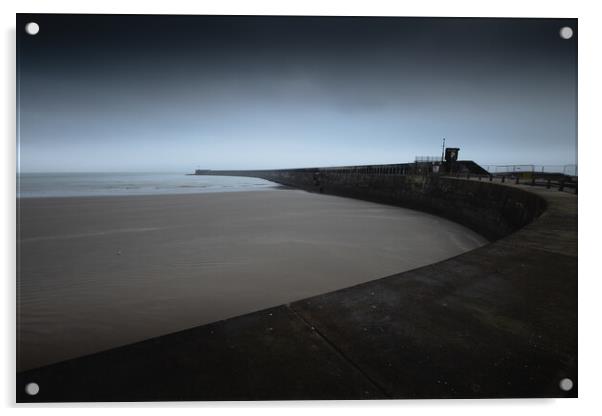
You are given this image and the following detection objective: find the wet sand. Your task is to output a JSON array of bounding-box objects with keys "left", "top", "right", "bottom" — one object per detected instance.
[{"left": 17, "top": 189, "right": 487, "bottom": 371}]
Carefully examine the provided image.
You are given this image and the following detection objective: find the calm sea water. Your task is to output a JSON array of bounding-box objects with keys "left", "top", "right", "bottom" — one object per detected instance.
[{"left": 17, "top": 172, "right": 278, "bottom": 198}]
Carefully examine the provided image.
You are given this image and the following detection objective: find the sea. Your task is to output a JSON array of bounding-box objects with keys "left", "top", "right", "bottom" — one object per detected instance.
[{"left": 17, "top": 172, "right": 279, "bottom": 198}]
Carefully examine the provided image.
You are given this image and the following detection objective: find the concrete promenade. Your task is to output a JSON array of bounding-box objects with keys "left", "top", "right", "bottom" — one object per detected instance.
[{"left": 16, "top": 175, "right": 577, "bottom": 402}]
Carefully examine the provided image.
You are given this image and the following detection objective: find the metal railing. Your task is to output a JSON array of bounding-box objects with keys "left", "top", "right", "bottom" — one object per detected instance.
[
  {"left": 415, "top": 156, "right": 442, "bottom": 163},
  {"left": 482, "top": 164, "right": 578, "bottom": 177},
  {"left": 448, "top": 171, "right": 577, "bottom": 194}
]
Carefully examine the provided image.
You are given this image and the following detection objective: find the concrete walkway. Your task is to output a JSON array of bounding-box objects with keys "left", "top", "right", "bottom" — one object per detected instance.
[{"left": 16, "top": 181, "right": 577, "bottom": 402}]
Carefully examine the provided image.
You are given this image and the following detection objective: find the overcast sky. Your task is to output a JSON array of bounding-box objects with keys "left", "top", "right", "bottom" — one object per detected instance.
[{"left": 17, "top": 15, "right": 577, "bottom": 172}]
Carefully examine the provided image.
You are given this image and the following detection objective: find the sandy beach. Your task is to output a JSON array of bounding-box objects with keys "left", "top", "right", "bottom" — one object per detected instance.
[{"left": 17, "top": 189, "right": 486, "bottom": 371}]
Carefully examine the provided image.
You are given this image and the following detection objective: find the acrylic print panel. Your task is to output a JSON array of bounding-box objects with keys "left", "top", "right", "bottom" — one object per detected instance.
[{"left": 16, "top": 14, "right": 577, "bottom": 402}]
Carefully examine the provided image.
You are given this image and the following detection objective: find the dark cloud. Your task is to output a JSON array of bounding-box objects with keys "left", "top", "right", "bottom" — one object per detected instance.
[{"left": 17, "top": 14, "right": 577, "bottom": 171}]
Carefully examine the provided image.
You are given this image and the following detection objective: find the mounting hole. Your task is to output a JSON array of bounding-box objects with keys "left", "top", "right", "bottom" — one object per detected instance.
[
  {"left": 559, "top": 378, "right": 573, "bottom": 391},
  {"left": 25, "top": 22, "right": 40, "bottom": 36},
  {"left": 25, "top": 382, "right": 39, "bottom": 396},
  {"left": 559, "top": 26, "right": 573, "bottom": 40}
]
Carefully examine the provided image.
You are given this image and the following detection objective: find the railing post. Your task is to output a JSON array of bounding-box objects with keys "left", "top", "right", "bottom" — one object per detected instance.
[
  {"left": 531, "top": 176, "right": 535, "bottom": 186},
  {"left": 546, "top": 179, "right": 551, "bottom": 189},
  {"left": 515, "top": 176, "right": 519, "bottom": 185},
  {"left": 501, "top": 176, "right": 505, "bottom": 183},
  {"left": 559, "top": 180, "right": 565, "bottom": 192},
  {"left": 489, "top": 175, "right": 493, "bottom": 182}
]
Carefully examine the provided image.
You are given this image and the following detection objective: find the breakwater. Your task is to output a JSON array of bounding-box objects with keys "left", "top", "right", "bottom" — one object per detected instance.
[
  {"left": 206, "top": 168, "right": 547, "bottom": 241},
  {"left": 17, "top": 167, "right": 577, "bottom": 402}
]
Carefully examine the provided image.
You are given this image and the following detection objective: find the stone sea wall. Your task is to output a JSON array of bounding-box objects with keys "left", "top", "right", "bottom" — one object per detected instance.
[{"left": 209, "top": 169, "right": 547, "bottom": 240}]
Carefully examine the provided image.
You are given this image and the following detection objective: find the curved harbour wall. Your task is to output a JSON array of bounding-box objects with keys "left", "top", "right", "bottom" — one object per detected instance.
[
  {"left": 208, "top": 169, "right": 548, "bottom": 241},
  {"left": 17, "top": 168, "right": 577, "bottom": 402}
]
